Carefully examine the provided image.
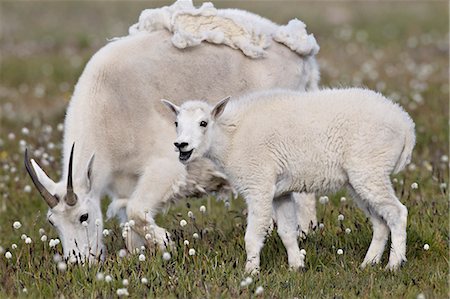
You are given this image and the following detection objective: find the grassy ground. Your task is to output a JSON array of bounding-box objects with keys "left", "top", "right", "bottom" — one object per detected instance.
[{"left": 0, "top": 1, "right": 448, "bottom": 298}]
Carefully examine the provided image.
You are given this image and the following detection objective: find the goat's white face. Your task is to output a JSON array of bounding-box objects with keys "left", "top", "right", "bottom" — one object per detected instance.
[
  {"left": 25, "top": 146, "right": 104, "bottom": 263},
  {"left": 162, "top": 97, "right": 230, "bottom": 164}
]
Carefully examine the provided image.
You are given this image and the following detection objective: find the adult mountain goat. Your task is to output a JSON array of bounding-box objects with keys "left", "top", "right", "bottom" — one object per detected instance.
[
  {"left": 163, "top": 88, "right": 416, "bottom": 273},
  {"left": 24, "top": 0, "right": 320, "bottom": 262}
]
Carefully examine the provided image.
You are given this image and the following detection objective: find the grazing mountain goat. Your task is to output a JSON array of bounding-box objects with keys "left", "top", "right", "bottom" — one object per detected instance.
[
  {"left": 24, "top": 0, "right": 320, "bottom": 262},
  {"left": 163, "top": 88, "right": 416, "bottom": 273}
]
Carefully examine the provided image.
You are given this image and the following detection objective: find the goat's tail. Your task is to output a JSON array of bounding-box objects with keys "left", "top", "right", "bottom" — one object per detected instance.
[{"left": 393, "top": 123, "right": 416, "bottom": 174}]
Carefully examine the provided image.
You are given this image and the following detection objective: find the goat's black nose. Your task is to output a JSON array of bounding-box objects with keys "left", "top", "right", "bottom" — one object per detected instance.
[{"left": 174, "top": 142, "right": 188, "bottom": 149}]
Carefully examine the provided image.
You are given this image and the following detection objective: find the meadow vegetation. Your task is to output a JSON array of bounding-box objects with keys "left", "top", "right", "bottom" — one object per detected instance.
[{"left": 0, "top": 1, "right": 448, "bottom": 297}]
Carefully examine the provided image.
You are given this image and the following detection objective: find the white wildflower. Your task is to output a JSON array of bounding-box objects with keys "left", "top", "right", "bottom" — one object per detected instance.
[
  {"left": 318, "top": 223, "right": 324, "bottom": 229},
  {"left": 116, "top": 288, "right": 129, "bottom": 297},
  {"left": 441, "top": 155, "right": 448, "bottom": 163},
  {"left": 21, "top": 127, "right": 29, "bottom": 135},
  {"left": 23, "top": 185, "right": 32, "bottom": 193},
  {"left": 338, "top": 214, "right": 344, "bottom": 221},
  {"left": 417, "top": 293, "right": 425, "bottom": 299},
  {"left": 96, "top": 272, "right": 104, "bottom": 281},
  {"left": 122, "top": 279, "right": 129, "bottom": 286},
  {"left": 255, "top": 286, "right": 264, "bottom": 295},
  {"left": 300, "top": 249, "right": 306, "bottom": 256},
  {"left": 319, "top": 196, "right": 329, "bottom": 204},
  {"left": 25, "top": 237, "right": 32, "bottom": 244},
  {"left": 188, "top": 248, "right": 196, "bottom": 256},
  {"left": 184, "top": 240, "right": 190, "bottom": 246},
  {"left": 57, "top": 261, "right": 67, "bottom": 272},
  {"left": 180, "top": 219, "right": 187, "bottom": 227},
  {"left": 199, "top": 205, "right": 206, "bottom": 213},
  {"left": 411, "top": 182, "right": 419, "bottom": 190},
  {"left": 187, "top": 211, "right": 194, "bottom": 218},
  {"left": 103, "top": 229, "right": 110, "bottom": 236},
  {"left": 11, "top": 244, "right": 17, "bottom": 250},
  {"left": 53, "top": 254, "right": 62, "bottom": 263},
  {"left": 49, "top": 239, "right": 58, "bottom": 248},
  {"left": 141, "top": 277, "right": 148, "bottom": 284},
  {"left": 245, "top": 276, "right": 253, "bottom": 285},
  {"left": 337, "top": 249, "right": 344, "bottom": 255},
  {"left": 345, "top": 228, "right": 352, "bottom": 234},
  {"left": 21, "top": 234, "right": 27, "bottom": 240},
  {"left": 139, "top": 254, "right": 146, "bottom": 262},
  {"left": 13, "top": 221, "right": 22, "bottom": 229},
  {"left": 105, "top": 275, "right": 112, "bottom": 283},
  {"left": 5, "top": 251, "right": 12, "bottom": 259},
  {"left": 193, "top": 233, "right": 199, "bottom": 239},
  {"left": 38, "top": 228, "right": 45, "bottom": 236},
  {"left": 423, "top": 244, "right": 430, "bottom": 251},
  {"left": 162, "top": 252, "right": 171, "bottom": 261},
  {"left": 118, "top": 249, "right": 127, "bottom": 258},
  {"left": 340, "top": 197, "right": 346, "bottom": 202}
]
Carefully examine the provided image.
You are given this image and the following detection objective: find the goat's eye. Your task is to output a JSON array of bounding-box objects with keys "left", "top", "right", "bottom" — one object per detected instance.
[
  {"left": 174, "top": 122, "right": 178, "bottom": 127},
  {"left": 79, "top": 213, "right": 89, "bottom": 223},
  {"left": 200, "top": 121, "right": 208, "bottom": 127}
]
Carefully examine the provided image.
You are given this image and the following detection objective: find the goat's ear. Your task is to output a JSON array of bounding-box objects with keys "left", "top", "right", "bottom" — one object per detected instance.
[
  {"left": 30, "top": 159, "right": 57, "bottom": 194},
  {"left": 161, "top": 99, "right": 180, "bottom": 115},
  {"left": 211, "top": 96, "right": 230, "bottom": 120},
  {"left": 84, "top": 153, "right": 95, "bottom": 191}
]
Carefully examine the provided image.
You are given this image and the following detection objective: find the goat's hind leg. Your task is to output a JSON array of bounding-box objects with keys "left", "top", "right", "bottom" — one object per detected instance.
[
  {"left": 349, "top": 174, "right": 408, "bottom": 270},
  {"left": 273, "top": 193, "right": 305, "bottom": 270},
  {"left": 347, "top": 186, "right": 389, "bottom": 268}
]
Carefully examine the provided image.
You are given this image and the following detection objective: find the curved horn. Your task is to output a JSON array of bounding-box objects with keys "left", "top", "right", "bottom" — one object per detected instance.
[
  {"left": 65, "top": 143, "right": 78, "bottom": 206},
  {"left": 24, "top": 149, "right": 59, "bottom": 208}
]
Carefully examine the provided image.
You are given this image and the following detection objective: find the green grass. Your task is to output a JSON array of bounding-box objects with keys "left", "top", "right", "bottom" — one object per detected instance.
[{"left": 0, "top": 1, "right": 448, "bottom": 298}]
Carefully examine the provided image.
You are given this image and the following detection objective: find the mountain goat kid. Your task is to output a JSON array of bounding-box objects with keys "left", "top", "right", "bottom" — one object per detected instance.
[{"left": 162, "top": 88, "right": 416, "bottom": 273}]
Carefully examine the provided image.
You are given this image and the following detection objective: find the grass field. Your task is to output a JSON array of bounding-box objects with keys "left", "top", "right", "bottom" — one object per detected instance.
[{"left": 0, "top": 1, "right": 448, "bottom": 298}]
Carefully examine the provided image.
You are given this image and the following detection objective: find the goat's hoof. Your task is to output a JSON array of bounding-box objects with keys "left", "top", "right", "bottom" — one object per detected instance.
[
  {"left": 385, "top": 259, "right": 407, "bottom": 271},
  {"left": 245, "top": 262, "right": 260, "bottom": 275}
]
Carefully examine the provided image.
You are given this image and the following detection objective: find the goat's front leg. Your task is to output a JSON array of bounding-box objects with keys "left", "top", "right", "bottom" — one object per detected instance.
[
  {"left": 244, "top": 187, "right": 275, "bottom": 274},
  {"left": 126, "top": 156, "right": 186, "bottom": 251}
]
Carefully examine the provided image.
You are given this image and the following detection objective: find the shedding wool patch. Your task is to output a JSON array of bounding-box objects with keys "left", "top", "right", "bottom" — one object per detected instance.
[{"left": 127, "top": 0, "right": 319, "bottom": 58}]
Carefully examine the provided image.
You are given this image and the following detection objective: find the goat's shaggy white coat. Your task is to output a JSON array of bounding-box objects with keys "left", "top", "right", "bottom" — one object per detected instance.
[
  {"left": 167, "top": 88, "right": 415, "bottom": 273},
  {"left": 128, "top": 0, "right": 319, "bottom": 58},
  {"left": 27, "top": 0, "right": 320, "bottom": 261}
]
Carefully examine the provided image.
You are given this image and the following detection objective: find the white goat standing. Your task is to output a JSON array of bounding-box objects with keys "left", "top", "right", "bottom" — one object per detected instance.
[
  {"left": 24, "top": 0, "right": 320, "bottom": 262},
  {"left": 163, "top": 88, "right": 416, "bottom": 273}
]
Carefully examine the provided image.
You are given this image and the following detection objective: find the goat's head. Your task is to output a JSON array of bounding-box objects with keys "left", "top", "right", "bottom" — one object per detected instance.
[
  {"left": 24, "top": 144, "right": 104, "bottom": 263},
  {"left": 162, "top": 97, "right": 230, "bottom": 164}
]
